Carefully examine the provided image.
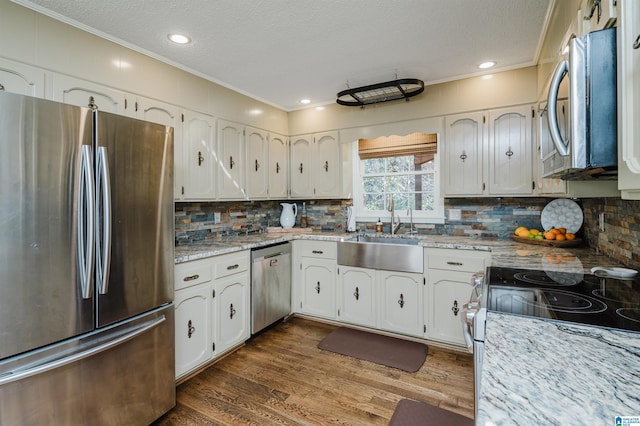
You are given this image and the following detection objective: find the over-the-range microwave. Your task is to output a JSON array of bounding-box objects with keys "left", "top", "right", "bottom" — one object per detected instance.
[{"left": 543, "top": 27, "right": 617, "bottom": 180}]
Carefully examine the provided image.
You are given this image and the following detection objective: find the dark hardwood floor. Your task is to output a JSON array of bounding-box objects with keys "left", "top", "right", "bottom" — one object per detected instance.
[{"left": 153, "top": 317, "right": 474, "bottom": 425}]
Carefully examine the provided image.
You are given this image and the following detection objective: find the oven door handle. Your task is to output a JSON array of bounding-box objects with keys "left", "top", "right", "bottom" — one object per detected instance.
[{"left": 460, "top": 303, "right": 474, "bottom": 353}]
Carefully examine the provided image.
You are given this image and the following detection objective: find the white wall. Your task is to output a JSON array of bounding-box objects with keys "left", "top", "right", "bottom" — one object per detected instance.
[{"left": 0, "top": 0, "right": 288, "bottom": 134}]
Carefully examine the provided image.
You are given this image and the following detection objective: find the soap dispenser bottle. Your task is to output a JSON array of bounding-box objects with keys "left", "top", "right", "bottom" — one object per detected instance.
[
  {"left": 300, "top": 202, "right": 308, "bottom": 228},
  {"left": 375, "top": 218, "right": 383, "bottom": 233}
]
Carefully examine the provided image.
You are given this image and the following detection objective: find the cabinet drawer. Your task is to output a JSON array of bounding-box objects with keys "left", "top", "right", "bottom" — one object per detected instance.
[
  {"left": 175, "top": 259, "right": 213, "bottom": 291},
  {"left": 295, "top": 240, "right": 337, "bottom": 259},
  {"left": 213, "top": 251, "right": 250, "bottom": 279},
  {"left": 426, "top": 248, "right": 489, "bottom": 273}
]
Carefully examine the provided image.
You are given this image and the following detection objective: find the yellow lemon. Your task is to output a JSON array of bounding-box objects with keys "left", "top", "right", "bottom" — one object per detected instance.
[
  {"left": 529, "top": 229, "right": 541, "bottom": 235},
  {"left": 515, "top": 226, "right": 529, "bottom": 237}
]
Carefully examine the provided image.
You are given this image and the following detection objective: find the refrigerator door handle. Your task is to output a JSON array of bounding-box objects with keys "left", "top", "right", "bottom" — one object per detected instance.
[
  {"left": 78, "top": 145, "right": 95, "bottom": 299},
  {"left": 0, "top": 315, "right": 166, "bottom": 386},
  {"left": 96, "top": 146, "right": 112, "bottom": 295}
]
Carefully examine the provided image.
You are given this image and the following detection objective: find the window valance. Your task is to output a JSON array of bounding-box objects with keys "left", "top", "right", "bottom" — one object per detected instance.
[{"left": 358, "top": 132, "right": 438, "bottom": 159}]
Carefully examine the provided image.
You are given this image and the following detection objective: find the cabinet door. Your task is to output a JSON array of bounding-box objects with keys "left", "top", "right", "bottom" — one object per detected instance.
[
  {"left": 245, "top": 126, "right": 269, "bottom": 199},
  {"left": 337, "top": 266, "right": 376, "bottom": 328},
  {"left": 52, "top": 74, "right": 126, "bottom": 114},
  {"left": 217, "top": 119, "right": 246, "bottom": 199},
  {"left": 426, "top": 269, "right": 472, "bottom": 346},
  {"left": 582, "top": 0, "right": 617, "bottom": 33},
  {"left": 487, "top": 105, "right": 533, "bottom": 195},
  {"left": 174, "top": 284, "right": 213, "bottom": 378},
  {"left": 134, "top": 97, "right": 183, "bottom": 200},
  {"left": 215, "top": 272, "right": 250, "bottom": 355},
  {"left": 290, "top": 135, "right": 313, "bottom": 198},
  {"left": 0, "top": 58, "right": 45, "bottom": 98},
  {"left": 443, "top": 112, "right": 484, "bottom": 196},
  {"left": 301, "top": 258, "right": 336, "bottom": 319},
  {"left": 377, "top": 271, "right": 422, "bottom": 337},
  {"left": 269, "top": 133, "right": 288, "bottom": 199},
  {"left": 619, "top": 0, "right": 640, "bottom": 199},
  {"left": 314, "top": 132, "right": 341, "bottom": 197},
  {"left": 183, "top": 111, "right": 217, "bottom": 200}
]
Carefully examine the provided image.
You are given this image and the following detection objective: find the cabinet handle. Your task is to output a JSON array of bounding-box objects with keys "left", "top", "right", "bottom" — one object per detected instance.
[
  {"left": 354, "top": 287, "right": 359, "bottom": 300},
  {"left": 452, "top": 300, "right": 459, "bottom": 316},
  {"left": 315, "top": 281, "right": 321, "bottom": 294},
  {"left": 230, "top": 303, "right": 236, "bottom": 319},
  {"left": 324, "top": 160, "right": 329, "bottom": 172},
  {"left": 255, "top": 159, "right": 260, "bottom": 171},
  {"left": 311, "top": 250, "right": 324, "bottom": 254},
  {"left": 299, "top": 163, "right": 304, "bottom": 174},
  {"left": 276, "top": 162, "right": 281, "bottom": 173},
  {"left": 505, "top": 148, "right": 514, "bottom": 157},
  {"left": 446, "top": 261, "right": 463, "bottom": 266},
  {"left": 187, "top": 320, "right": 195, "bottom": 338},
  {"left": 459, "top": 152, "right": 467, "bottom": 161},
  {"left": 398, "top": 293, "right": 404, "bottom": 308},
  {"left": 0, "top": 83, "right": 4, "bottom": 91},
  {"left": 183, "top": 274, "right": 200, "bottom": 282},
  {"left": 584, "top": 0, "right": 601, "bottom": 23},
  {"left": 634, "top": 34, "right": 640, "bottom": 50},
  {"left": 226, "top": 264, "right": 239, "bottom": 270},
  {"left": 197, "top": 151, "right": 204, "bottom": 166},
  {"left": 229, "top": 156, "right": 235, "bottom": 169}
]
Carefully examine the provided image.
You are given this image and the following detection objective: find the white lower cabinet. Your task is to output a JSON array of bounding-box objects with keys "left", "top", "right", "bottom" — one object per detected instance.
[
  {"left": 292, "top": 240, "right": 337, "bottom": 319},
  {"left": 424, "top": 248, "right": 491, "bottom": 346},
  {"left": 377, "top": 271, "right": 424, "bottom": 337},
  {"left": 337, "top": 266, "right": 376, "bottom": 328},
  {"left": 174, "top": 282, "right": 214, "bottom": 378},
  {"left": 174, "top": 250, "right": 250, "bottom": 380}
]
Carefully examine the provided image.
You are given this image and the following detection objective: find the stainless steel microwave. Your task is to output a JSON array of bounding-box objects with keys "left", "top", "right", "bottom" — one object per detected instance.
[{"left": 544, "top": 27, "right": 617, "bottom": 180}]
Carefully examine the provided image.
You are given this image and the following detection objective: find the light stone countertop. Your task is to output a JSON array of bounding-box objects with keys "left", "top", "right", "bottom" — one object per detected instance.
[{"left": 477, "top": 313, "right": 640, "bottom": 426}]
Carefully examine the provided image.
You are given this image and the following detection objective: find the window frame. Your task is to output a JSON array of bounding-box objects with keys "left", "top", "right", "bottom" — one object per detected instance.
[{"left": 352, "top": 143, "right": 445, "bottom": 224}]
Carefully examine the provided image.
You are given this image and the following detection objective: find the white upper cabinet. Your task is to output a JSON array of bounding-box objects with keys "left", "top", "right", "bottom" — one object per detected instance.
[
  {"left": 314, "top": 132, "right": 341, "bottom": 197},
  {"left": 217, "top": 119, "right": 246, "bottom": 199},
  {"left": 245, "top": 126, "right": 269, "bottom": 199},
  {"left": 290, "top": 131, "right": 341, "bottom": 198},
  {"left": 269, "top": 133, "right": 289, "bottom": 199},
  {"left": 290, "top": 135, "right": 314, "bottom": 198},
  {"left": 443, "top": 112, "right": 485, "bottom": 196},
  {"left": 487, "top": 105, "right": 534, "bottom": 195},
  {"left": 0, "top": 58, "right": 46, "bottom": 98},
  {"left": 182, "top": 111, "right": 217, "bottom": 200},
  {"left": 52, "top": 73, "right": 126, "bottom": 114},
  {"left": 619, "top": 0, "right": 640, "bottom": 200}
]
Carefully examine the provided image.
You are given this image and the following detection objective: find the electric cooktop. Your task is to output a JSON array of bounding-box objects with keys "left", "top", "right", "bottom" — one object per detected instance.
[{"left": 485, "top": 266, "right": 640, "bottom": 333}]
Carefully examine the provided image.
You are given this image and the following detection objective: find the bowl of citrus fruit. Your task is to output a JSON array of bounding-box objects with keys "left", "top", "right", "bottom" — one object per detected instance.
[{"left": 511, "top": 226, "right": 581, "bottom": 247}]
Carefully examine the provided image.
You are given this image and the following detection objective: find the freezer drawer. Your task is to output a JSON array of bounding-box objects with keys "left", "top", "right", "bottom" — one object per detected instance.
[{"left": 0, "top": 305, "right": 175, "bottom": 426}]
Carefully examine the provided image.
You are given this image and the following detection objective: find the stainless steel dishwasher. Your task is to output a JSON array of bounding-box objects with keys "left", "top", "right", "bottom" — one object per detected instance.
[{"left": 251, "top": 242, "right": 291, "bottom": 334}]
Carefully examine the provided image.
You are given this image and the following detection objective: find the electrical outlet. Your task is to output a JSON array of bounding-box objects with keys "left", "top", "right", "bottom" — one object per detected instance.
[
  {"left": 214, "top": 212, "right": 221, "bottom": 224},
  {"left": 448, "top": 209, "right": 461, "bottom": 221},
  {"left": 598, "top": 212, "right": 605, "bottom": 232}
]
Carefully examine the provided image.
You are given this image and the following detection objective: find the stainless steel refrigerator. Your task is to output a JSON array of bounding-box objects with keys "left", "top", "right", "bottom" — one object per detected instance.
[{"left": 0, "top": 91, "right": 175, "bottom": 425}]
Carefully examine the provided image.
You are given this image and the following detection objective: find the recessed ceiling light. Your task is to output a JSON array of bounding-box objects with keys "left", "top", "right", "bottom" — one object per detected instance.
[
  {"left": 168, "top": 33, "right": 191, "bottom": 44},
  {"left": 299, "top": 99, "right": 311, "bottom": 105},
  {"left": 478, "top": 61, "right": 496, "bottom": 69}
]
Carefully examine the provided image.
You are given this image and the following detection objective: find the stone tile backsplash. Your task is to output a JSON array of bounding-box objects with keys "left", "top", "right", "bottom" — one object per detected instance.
[{"left": 175, "top": 197, "right": 640, "bottom": 269}]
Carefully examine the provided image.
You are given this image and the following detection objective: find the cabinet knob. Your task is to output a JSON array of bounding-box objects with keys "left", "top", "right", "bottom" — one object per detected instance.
[
  {"left": 229, "top": 156, "right": 235, "bottom": 169},
  {"left": 315, "top": 281, "right": 321, "bottom": 294},
  {"left": 311, "top": 250, "right": 324, "bottom": 255},
  {"left": 197, "top": 151, "right": 204, "bottom": 166},
  {"left": 353, "top": 287, "right": 359, "bottom": 300},
  {"left": 276, "top": 162, "right": 281, "bottom": 173},
  {"left": 255, "top": 159, "right": 260, "bottom": 171},
  {"left": 324, "top": 160, "right": 329, "bottom": 172},
  {"left": 451, "top": 300, "right": 459, "bottom": 316},
  {"left": 505, "top": 148, "right": 514, "bottom": 157},
  {"left": 0, "top": 83, "right": 5, "bottom": 91},
  {"left": 634, "top": 34, "right": 640, "bottom": 50},
  {"left": 459, "top": 152, "right": 467, "bottom": 161},
  {"left": 187, "top": 320, "right": 195, "bottom": 338},
  {"left": 183, "top": 274, "right": 200, "bottom": 282},
  {"left": 398, "top": 293, "right": 404, "bottom": 308},
  {"left": 226, "top": 264, "right": 239, "bottom": 270},
  {"left": 299, "top": 163, "right": 304, "bottom": 174}
]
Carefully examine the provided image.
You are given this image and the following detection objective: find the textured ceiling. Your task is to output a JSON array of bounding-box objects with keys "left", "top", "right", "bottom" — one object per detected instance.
[{"left": 15, "top": 0, "right": 553, "bottom": 111}]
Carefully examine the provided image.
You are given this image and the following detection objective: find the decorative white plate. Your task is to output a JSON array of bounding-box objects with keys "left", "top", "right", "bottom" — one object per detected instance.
[{"left": 540, "top": 199, "right": 583, "bottom": 234}]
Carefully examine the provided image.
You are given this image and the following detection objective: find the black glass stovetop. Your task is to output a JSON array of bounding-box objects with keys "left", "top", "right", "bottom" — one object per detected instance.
[{"left": 485, "top": 266, "right": 640, "bottom": 333}]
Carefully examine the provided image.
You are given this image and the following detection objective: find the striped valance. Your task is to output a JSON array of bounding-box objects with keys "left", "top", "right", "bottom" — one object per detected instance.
[{"left": 358, "top": 132, "right": 438, "bottom": 159}]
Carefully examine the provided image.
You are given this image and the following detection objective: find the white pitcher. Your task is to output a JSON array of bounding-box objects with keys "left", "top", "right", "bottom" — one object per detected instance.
[{"left": 280, "top": 203, "right": 297, "bottom": 228}]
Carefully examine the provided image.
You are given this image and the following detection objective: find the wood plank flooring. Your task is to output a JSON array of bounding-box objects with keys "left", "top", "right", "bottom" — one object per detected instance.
[{"left": 153, "top": 317, "right": 474, "bottom": 425}]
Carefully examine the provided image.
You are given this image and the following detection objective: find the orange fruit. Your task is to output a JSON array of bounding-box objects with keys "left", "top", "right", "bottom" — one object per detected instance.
[
  {"left": 565, "top": 233, "right": 576, "bottom": 240},
  {"left": 555, "top": 234, "right": 566, "bottom": 241},
  {"left": 556, "top": 227, "right": 567, "bottom": 235},
  {"left": 544, "top": 232, "right": 556, "bottom": 240}
]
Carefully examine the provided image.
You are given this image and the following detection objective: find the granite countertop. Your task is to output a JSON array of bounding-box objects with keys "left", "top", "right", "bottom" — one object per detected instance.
[{"left": 477, "top": 313, "right": 640, "bottom": 426}]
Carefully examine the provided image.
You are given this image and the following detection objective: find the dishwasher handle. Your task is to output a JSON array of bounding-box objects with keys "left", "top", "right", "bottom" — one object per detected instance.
[{"left": 263, "top": 252, "right": 287, "bottom": 260}]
